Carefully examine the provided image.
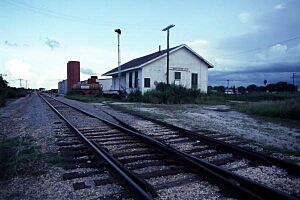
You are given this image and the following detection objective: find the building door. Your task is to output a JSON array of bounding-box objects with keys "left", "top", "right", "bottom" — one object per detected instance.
[{"left": 191, "top": 73, "right": 198, "bottom": 89}]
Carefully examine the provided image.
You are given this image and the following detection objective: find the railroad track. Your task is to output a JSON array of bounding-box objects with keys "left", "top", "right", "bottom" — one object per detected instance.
[{"left": 40, "top": 93, "right": 299, "bottom": 199}]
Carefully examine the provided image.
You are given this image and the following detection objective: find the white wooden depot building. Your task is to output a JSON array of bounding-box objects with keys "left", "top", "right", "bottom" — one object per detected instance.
[{"left": 102, "top": 44, "right": 213, "bottom": 94}]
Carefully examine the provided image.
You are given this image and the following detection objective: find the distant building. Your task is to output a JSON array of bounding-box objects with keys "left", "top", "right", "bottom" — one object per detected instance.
[
  {"left": 97, "top": 78, "right": 112, "bottom": 91},
  {"left": 72, "top": 76, "right": 102, "bottom": 95},
  {"left": 58, "top": 79, "right": 68, "bottom": 94},
  {"left": 224, "top": 88, "right": 234, "bottom": 95},
  {"left": 67, "top": 61, "right": 80, "bottom": 92},
  {"left": 102, "top": 44, "right": 213, "bottom": 94}
]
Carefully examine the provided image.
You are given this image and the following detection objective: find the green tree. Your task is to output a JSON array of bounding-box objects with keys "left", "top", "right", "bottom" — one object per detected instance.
[
  {"left": 0, "top": 76, "right": 8, "bottom": 106},
  {"left": 0, "top": 76, "right": 8, "bottom": 89}
]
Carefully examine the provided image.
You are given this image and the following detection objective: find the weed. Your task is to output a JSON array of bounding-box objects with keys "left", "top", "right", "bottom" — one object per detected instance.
[
  {"left": 66, "top": 94, "right": 115, "bottom": 103},
  {"left": 235, "top": 98, "right": 300, "bottom": 120},
  {"left": 46, "top": 153, "right": 64, "bottom": 166},
  {"left": 0, "top": 135, "right": 42, "bottom": 180}
]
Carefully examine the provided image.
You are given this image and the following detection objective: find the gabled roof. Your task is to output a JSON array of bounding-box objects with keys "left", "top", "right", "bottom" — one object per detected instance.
[{"left": 102, "top": 44, "right": 213, "bottom": 76}]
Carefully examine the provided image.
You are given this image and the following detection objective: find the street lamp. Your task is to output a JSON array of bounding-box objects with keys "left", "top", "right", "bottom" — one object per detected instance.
[
  {"left": 162, "top": 24, "right": 175, "bottom": 85},
  {"left": 114, "top": 28, "right": 121, "bottom": 91}
]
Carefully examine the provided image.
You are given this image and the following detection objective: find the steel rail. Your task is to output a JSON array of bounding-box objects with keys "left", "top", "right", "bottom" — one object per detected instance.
[
  {"left": 39, "top": 94, "right": 154, "bottom": 200},
  {"left": 42, "top": 94, "right": 298, "bottom": 200},
  {"left": 107, "top": 105, "right": 300, "bottom": 176}
]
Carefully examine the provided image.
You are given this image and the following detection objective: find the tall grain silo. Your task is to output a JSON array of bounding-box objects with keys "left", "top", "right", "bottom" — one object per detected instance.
[{"left": 67, "top": 61, "right": 80, "bottom": 92}]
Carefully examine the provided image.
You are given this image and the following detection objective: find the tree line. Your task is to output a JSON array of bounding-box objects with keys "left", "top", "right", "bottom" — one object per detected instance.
[
  {"left": 0, "top": 77, "right": 28, "bottom": 107},
  {"left": 208, "top": 81, "right": 298, "bottom": 94}
]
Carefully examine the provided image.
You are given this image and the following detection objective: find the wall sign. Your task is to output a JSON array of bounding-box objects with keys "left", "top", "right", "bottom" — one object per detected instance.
[{"left": 170, "top": 67, "right": 189, "bottom": 71}]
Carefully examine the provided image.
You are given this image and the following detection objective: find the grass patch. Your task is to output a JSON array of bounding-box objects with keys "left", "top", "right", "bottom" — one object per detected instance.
[
  {"left": 108, "top": 103, "right": 166, "bottom": 120},
  {"left": 128, "top": 83, "right": 300, "bottom": 105},
  {"left": 46, "top": 153, "right": 64, "bottom": 165},
  {"left": 226, "top": 92, "right": 299, "bottom": 102},
  {"left": 0, "top": 135, "right": 42, "bottom": 180},
  {"left": 255, "top": 143, "right": 300, "bottom": 157},
  {"left": 128, "top": 83, "right": 227, "bottom": 104},
  {"left": 65, "top": 94, "right": 115, "bottom": 103},
  {"left": 235, "top": 98, "right": 300, "bottom": 120}
]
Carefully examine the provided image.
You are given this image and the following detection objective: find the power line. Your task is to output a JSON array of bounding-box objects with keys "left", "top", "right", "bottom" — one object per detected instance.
[
  {"left": 2, "top": 0, "right": 158, "bottom": 31},
  {"left": 291, "top": 72, "right": 300, "bottom": 86}
]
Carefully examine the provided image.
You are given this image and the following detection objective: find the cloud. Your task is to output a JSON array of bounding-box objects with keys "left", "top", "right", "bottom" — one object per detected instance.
[
  {"left": 4, "top": 40, "right": 18, "bottom": 47},
  {"left": 187, "top": 39, "right": 208, "bottom": 47},
  {"left": 274, "top": 3, "right": 286, "bottom": 10},
  {"left": 3, "top": 40, "right": 28, "bottom": 47},
  {"left": 81, "top": 68, "right": 98, "bottom": 75},
  {"left": 4, "top": 59, "right": 33, "bottom": 80},
  {"left": 238, "top": 12, "right": 251, "bottom": 23},
  {"left": 45, "top": 38, "right": 60, "bottom": 50},
  {"left": 209, "top": 61, "right": 300, "bottom": 86},
  {"left": 269, "top": 44, "right": 287, "bottom": 55}
]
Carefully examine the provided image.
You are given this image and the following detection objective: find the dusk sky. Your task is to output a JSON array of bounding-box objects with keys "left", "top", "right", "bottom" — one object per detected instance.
[{"left": 1, "top": 0, "right": 300, "bottom": 89}]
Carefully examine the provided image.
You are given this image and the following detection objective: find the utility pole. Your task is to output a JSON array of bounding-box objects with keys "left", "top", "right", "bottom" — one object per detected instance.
[
  {"left": 25, "top": 80, "right": 28, "bottom": 89},
  {"left": 291, "top": 72, "right": 300, "bottom": 87},
  {"left": 227, "top": 80, "right": 230, "bottom": 88},
  {"left": 292, "top": 72, "right": 295, "bottom": 86},
  {"left": 114, "top": 28, "right": 121, "bottom": 91},
  {"left": 18, "top": 78, "right": 23, "bottom": 88},
  {"left": 162, "top": 24, "right": 175, "bottom": 85}
]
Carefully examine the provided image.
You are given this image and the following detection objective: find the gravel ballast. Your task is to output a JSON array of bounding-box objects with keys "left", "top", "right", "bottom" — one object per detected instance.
[{"left": 0, "top": 93, "right": 124, "bottom": 199}]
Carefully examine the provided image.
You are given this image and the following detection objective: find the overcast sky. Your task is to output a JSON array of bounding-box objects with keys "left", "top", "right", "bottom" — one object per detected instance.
[{"left": 1, "top": 0, "right": 300, "bottom": 89}]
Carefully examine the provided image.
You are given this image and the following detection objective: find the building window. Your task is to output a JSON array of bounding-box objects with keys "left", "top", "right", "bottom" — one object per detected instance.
[
  {"left": 134, "top": 71, "right": 138, "bottom": 88},
  {"left": 191, "top": 73, "right": 198, "bottom": 89},
  {"left": 144, "top": 78, "right": 150, "bottom": 88},
  {"left": 175, "top": 72, "right": 181, "bottom": 80},
  {"left": 129, "top": 72, "right": 133, "bottom": 88}
]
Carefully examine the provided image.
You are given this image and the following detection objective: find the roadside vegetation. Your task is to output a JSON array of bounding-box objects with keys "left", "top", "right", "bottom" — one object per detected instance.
[
  {"left": 235, "top": 98, "right": 300, "bottom": 120},
  {"left": 66, "top": 93, "right": 117, "bottom": 103},
  {"left": 0, "top": 135, "right": 42, "bottom": 179},
  {"left": 0, "top": 76, "right": 28, "bottom": 107},
  {"left": 0, "top": 134, "right": 63, "bottom": 180},
  {"left": 63, "top": 82, "right": 299, "bottom": 120}
]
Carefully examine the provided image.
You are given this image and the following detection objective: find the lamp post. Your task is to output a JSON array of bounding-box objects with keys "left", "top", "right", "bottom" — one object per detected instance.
[
  {"left": 162, "top": 24, "right": 175, "bottom": 85},
  {"left": 114, "top": 29, "right": 121, "bottom": 91}
]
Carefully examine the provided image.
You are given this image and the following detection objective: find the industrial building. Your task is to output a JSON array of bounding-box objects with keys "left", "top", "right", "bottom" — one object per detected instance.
[
  {"left": 67, "top": 61, "right": 80, "bottom": 92},
  {"left": 58, "top": 60, "right": 111, "bottom": 95},
  {"left": 58, "top": 79, "right": 68, "bottom": 95},
  {"left": 102, "top": 44, "right": 213, "bottom": 94},
  {"left": 97, "top": 78, "right": 112, "bottom": 91}
]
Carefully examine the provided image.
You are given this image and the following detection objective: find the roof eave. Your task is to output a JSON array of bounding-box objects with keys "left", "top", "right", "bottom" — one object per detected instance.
[{"left": 102, "top": 65, "right": 142, "bottom": 76}]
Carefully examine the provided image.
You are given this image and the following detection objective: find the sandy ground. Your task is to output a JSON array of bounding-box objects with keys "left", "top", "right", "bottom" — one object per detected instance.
[{"left": 109, "top": 102, "right": 300, "bottom": 160}]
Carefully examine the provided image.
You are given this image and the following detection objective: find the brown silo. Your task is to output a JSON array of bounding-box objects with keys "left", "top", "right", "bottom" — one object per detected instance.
[{"left": 67, "top": 61, "right": 80, "bottom": 92}]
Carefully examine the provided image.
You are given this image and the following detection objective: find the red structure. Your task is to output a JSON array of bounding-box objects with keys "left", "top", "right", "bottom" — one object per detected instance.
[
  {"left": 88, "top": 76, "right": 98, "bottom": 84},
  {"left": 67, "top": 61, "right": 80, "bottom": 92}
]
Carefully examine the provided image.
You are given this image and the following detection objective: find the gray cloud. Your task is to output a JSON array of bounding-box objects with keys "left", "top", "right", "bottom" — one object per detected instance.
[
  {"left": 81, "top": 68, "right": 97, "bottom": 75},
  {"left": 209, "top": 61, "right": 300, "bottom": 86},
  {"left": 45, "top": 38, "right": 60, "bottom": 50},
  {"left": 217, "top": 1, "right": 300, "bottom": 57},
  {"left": 3, "top": 40, "right": 28, "bottom": 47},
  {"left": 209, "top": 2, "right": 300, "bottom": 87}
]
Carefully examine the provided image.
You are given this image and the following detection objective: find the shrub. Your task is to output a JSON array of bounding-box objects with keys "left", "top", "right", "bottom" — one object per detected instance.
[
  {"left": 0, "top": 136, "right": 42, "bottom": 179},
  {"left": 236, "top": 98, "right": 300, "bottom": 120},
  {"left": 127, "top": 90, "right": 142, "bottom": 102},
  {"left": 0, "top": 96, "right": 6, "bottom": 107},
  {"left": 141, "top": 83, "right": 202, "bottom": 104}
]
